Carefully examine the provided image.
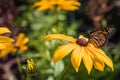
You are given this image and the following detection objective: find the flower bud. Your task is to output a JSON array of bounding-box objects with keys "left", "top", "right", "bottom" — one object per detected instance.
[{"left": 26, "top": 59, "right": 37, "bottom": 74}]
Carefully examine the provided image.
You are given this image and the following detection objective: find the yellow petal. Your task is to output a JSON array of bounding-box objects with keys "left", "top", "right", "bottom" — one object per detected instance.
[
  {"left": 88, "top": 44, "right": 114, "bottom": 71},
  {"left": 0, "top": 36, "right": 13, "bottom": 43},
  {"left": 56, "top": 0, "right": 80, "bottom": 11},
  {"left": 22, "top": 37, "right": 29, "bottom": 45},
  {"left": 94, "top": 60, "right": 105, "bottom": 71},
  {"left": 89, "top": 49, "right": 105, "bottom": 71},
  {"left": 33, "top": 2, "right": 41, "bottom": 7},
  {"left": 0, "top": 52, "right": 9, "bottom": 58},
  {"left": 0, "top": 27, "right": 11, "bottom": 34},
  {"left": 20, "top": 46, "right": 28, "bottom": 52},
  {"left": 33, "top": 0, "right": 55, "bottom": 11},
  {"left": 0, "top": 43, "right": 15, "bottom": 58},
  {"left": 82, "top": 47, "right": 93, "bottom": 74},
  {"left": 16, "top": 33, "right": 24, "bottom": 46},
  {"left": 0, "top": 42, "right": 12, "bottom": 49},
  {"left": 0, "top": 49, "right": 10, "bottom": 58},
  {"left": 53, "top": 43, "right": 76, "bottom": 63},
  {"left": 71, "top": 45, "right": 82, "bottom": 72},
  {"left": 44, "top": 34, "right": 76, "bottom": 43},
  {"left": 95, "top": 49, "right": 114, "bottom": 71}
]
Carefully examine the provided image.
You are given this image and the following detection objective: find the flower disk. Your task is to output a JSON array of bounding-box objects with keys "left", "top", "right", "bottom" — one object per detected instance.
[{"left": 76, "top": 38, "right": 88, "bottom": 46}]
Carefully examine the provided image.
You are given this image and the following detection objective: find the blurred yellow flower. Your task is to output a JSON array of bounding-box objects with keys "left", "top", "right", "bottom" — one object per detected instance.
[
  {"left": 44, "top": 34, "right": 114, "bottom": 74},
  {"left": 33, "top": 0, "right": 81, "bottom": 11},
  {"left": 0, "top": 33, "right": 29, "bottom": 58},
  {"left": 27, "top": 59, "right": 37, "bottom": 74},
  {"left": 0, "top": 27, "right": 14, "bottom": 49},
  {"left": 15, "top": 33, "right": 29, "bottom": 52}
]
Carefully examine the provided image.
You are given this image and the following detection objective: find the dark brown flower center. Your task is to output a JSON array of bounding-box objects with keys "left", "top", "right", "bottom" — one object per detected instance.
[{"left": 76, "top": 38, "right": 88, "bottom": 46}]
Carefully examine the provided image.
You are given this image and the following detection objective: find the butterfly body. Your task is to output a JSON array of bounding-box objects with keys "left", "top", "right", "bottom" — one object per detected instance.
[{"left": 89, "top": 27, "right": 115, "bottom": 47}]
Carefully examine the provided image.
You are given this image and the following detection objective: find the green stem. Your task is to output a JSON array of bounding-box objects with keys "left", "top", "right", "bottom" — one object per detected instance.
[
  {"left": 60, "top": 64, "right": 70, "bottom": 80},
  {"left": 17, "top": 55, "right": 24, "bottom": 80},
  {"left": 26, "top": 73, "right": 32, "bottom": 80},
  {"left": 55, "top": 10, "right": 59, "bottom": 25},
  {"left": 53, "top": 9, "right": 59, "bottom": 33}
]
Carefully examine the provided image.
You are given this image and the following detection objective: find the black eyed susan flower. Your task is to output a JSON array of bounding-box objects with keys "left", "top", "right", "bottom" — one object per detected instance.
[
  {"left": 44, "top": 34, "right": 114, "bottom": 74},
  {"left": 33, "top": 0, "right": 81, "bottom": 11}
]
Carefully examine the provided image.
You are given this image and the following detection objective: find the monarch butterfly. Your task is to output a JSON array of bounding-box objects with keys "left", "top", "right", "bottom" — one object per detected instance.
[{"left": 89, "top": 27, "right": 115, "bottom": 47}]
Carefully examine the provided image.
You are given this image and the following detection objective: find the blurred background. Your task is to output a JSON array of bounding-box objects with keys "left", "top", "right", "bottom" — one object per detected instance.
[{"left": 0, "top": 0, "right": 120, "bottom": 80}]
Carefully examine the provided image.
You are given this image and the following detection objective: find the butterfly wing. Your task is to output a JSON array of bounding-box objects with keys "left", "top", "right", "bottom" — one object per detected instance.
[
  {"left": 89, "top": 27, "right": 115, "bottom": 47},
  {"left": 90, "top": 31, "right": 107, "bottom": 47}
]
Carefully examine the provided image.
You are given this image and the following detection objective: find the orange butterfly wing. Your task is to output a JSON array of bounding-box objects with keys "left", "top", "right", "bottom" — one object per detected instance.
[{"left": 90, "top": 27, "right": 115, "bottom": 47}]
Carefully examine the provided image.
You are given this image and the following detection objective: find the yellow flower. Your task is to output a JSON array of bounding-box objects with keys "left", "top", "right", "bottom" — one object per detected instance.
[
  {"left": 0, "top": 33, "right": 29, "bottom": 58},
  {"left": 15, "top": 33, "right": 29, "bottom": 52},
  {"left": 33, "top": 0, "right": 81, "bottom": 11},
  {"left": 27, "top": 59, "right": 37, "bottom": 74},
  {"left": 0, "top": 27, "right": 14, "bottom": 49},
  {"left": 44, "top": 34, "right": 114, "bottom": 74}
]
